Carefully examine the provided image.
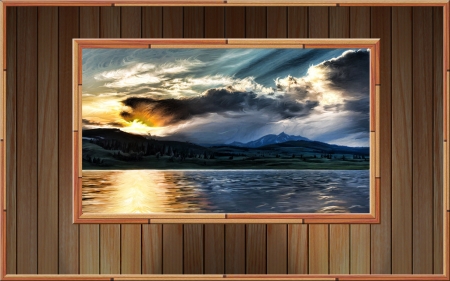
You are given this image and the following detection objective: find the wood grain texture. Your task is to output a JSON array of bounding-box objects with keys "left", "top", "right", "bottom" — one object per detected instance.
[
  {"left": 121, "top": 7, "right": 141, "bottom": 38},
  {"left": 121, "top": 225, "right": 142, "bottom": 274},
  {"left": 288, "top": 224, "right": 308, "bottom": 274},
  {"left": 309, "top": 7, "right": 328, "bottom": 38},
  {"left": 267, "top": 7, "right": 287, "bottom": 38},
  {"left": 184, "top": 7, "right": 204, "bottom": 38},
  {"left": 78, "top": 6, "right": 99, "bottom": 275},
  {"left": 329, "top": 6, "right": 350, "bottom": 37},
  {"left": 350, "top": 224, "right": 370, "bottom": 274},
  {"left": 224, "top": 7, "right": 245, "bottom": 38},
  {"left": 5, "top": 6, "right": 17, "bottom": 275},
  {"left": 287, "top": 7, "right": 308, "bottom": 38},
  {"left": 412, "top": 6, "right": 433, "bottom": 274},
  {"left": 162, "top": 224, "right": 183, "bottom": 274},
  {"left": 184, "top": 224, "right": 203, "bottom": 274},
  {"left": 163, "top": 7, "right": 183, "bottom": 38},
  {"left": 142, "top": 7, "right": 162, "bottom": 38},
  {"left": 58, "top": 7, "right": 80, "bottom": 274},
  {"left": 370, "top": 6, "right": 392, "bottom": 275},
  {"left": 246, "top": 7, "right": 266, "bottom": 38},
  {"left": 246, "top": 224, "right": 266, "bottom": 274},
  {"left": 329, "top": 225, "right": 349, "bottom": 274},
  {"left": 309, "top": 224, "right": 329, "bottom": 274},
  {"left": 100, "top": 224, "right": 120, "bottom": 274},
  {"left": 37, "top": 6, "right": 58, "bottom": 274},
  {"left": 433, "top": 6, "right": 444, "bottom": 275},
  {"left": 267, "top": 224, "right": 287, "bottom": 274},
  {"left": 16, "top": 7, "right": 37, "bottom": 274},
  {"left": 142, "top": 224, "right": 162, "bottom": 274},
  {"left": 100, "top": 6, "right": 120, "bottom": 38},
  {"left": 79, "top": 224, "right": 99, "bottom": 274},
  {"left": 392, "top": 6, "right": 413, "bottom": 274},
  {"left": 328, "top": 7, "right": 350, "bottom": 274},
  {"left": 349, "top": 6, "right": 371, "bottom": 275},
  {"left": 350, "top": 7, "right": 370, "bottom": 37},
  {"left": 80, "top": 7, "right": 99, "bottom": 38},
  {"left": 225, "top": 224, "right": 245, "bottom": 274},
  {"left": 205, "top": 7, "right": 224, "bottom": 38},
  {"left": 204, "top": 224, "right": 225, "bottom": 274}
]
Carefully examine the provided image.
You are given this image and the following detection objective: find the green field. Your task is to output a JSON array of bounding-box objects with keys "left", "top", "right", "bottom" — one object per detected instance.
[{"left": 82, "top": 140, "right": 369, "bottom": 170}]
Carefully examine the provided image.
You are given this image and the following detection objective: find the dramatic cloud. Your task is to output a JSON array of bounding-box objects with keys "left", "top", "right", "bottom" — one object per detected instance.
[
  {"left": 119, "top": 88, "right": 319, "bottom": 127},
  {"left": 82, "top": 48, "right": 371, "bottom": 146}
]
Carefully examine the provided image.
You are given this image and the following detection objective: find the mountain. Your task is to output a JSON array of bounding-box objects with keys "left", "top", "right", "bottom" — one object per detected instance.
[
  {"left": 260, "top": 140, "right": 369, "bottom": 155},
  {"left": 228, "top": 132, "right": 311, "bottom": 148}
]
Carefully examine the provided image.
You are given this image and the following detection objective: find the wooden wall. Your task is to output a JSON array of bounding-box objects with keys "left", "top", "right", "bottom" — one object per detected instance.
[{"left": 4, "top": 5, "right": 444, "bottom": 275}]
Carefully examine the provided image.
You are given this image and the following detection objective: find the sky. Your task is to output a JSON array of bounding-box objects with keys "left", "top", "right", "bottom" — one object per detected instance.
[{"left": 82, "top": 47, "right": 370, "bottom": 147}]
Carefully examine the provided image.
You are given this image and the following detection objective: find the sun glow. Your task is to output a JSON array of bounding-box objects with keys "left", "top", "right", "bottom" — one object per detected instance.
[{"left": 121, "top": 119, "right": 154, "bottom": 135}]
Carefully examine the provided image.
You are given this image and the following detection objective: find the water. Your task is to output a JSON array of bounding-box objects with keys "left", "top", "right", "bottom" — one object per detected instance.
[{"left": 82, "top": 170, "right": 369, "bottom": 214}]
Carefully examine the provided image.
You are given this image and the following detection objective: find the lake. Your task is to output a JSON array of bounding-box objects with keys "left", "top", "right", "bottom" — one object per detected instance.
[{"left": 82, "top": 169, "right": 369, "bottom": 214}]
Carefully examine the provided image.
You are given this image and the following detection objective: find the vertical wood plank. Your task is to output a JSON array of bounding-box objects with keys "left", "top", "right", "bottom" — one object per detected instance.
[
  {"left": 328, "top": 7, "right": 351, "bottom": 274},
  {"left": 288, "top": 224, "right": 308, "bottom": 274},
  {"left": 225, "top": 225, "right": 245, "bottom": 274},
  {"left": 349, "top": 6, "right": 371, "bottom": 275},
  {"left": 350, "top": 7, "right": 370, "bottom": 37},
  {"left": 258, "top": 13, "right": 286, "bottom": 271},
  {"left": 184, "top": 224, "right": 203, "bottom": 274},
  {"left": 246, "top": 7, "right": 266, "bottom": 38},
  {"left": 98, "top": 7, "right": 121, "bottom": 275},
  {"left": 267, "top": 224, "right": 287, "bottom": 274},
  {"left": 142, "top": 7, "right": 162, "bottom": 38},
  {"left": 204, "top": 224, "right": 224, "bottom": 274},
  {"left": 205, "top": 7, "right": 224, "bottom": 38},
  {"left": 121, "top": 224, "right": 141, "bottom": 274},
  {"left": 37, "top": 6, "right": 58, "bottom": 274},
  {"left": 5, "top": 6, "right": 17, "bottom": 275},
  {"left": 58, "top": 6, "right": 79, "bottom": 274},
  {"left": 412, "top": 7, "right": 433, "bottom": 274},
  {"left": 162, "top": 224, "right": 183, "bottom": 274},
  {"left": 433, "top": 6, "right": 444, "bottom": 275},
  {"left": 79, "top": 225, "right": 99, "bottom": 274},
  {"left": 100, "top": 224, "right": 120, "bottom": 274},
  {"left": 163, "top": 7, "right": 183, "bottom": 38},
  {"left": 309, "top": 7, "right": 328, "bottom": 38},
  {"left": 287, "top": 7, "right": 308, "bottom": 38},
  {"left": 121, "top": 7, "right": 141, "bottom": 38},
  {"left": 120, "top": 6, "right": 142, "bottom": 276},
  {"left": 329, "top": 225, "right": 349, "bottom": 274},
  {"left": 370, "top": 7, "right": 392, "bottom": 274},
  {"left": 100, "top": 6, "right": 120, "bottom": 38},
  {"left": 142, "top": 224, "right": 162, "bottom": 274},
  {"left": 80, "top": 7, "right": 99, "bottom": 38},
  {"left": 329, "top": 6, "right": 350, "bottom": 38},
  {"left": 16, "top": 7, "right": 37, "bottom": 274},
  {"left": 184, "top": 7, "right": 204, "bottom": 38},
  {"left": 309, "top": 224, "right": 328, "bottom": 274},
  {"left": 267, "top": 7, "right": 287, "bottom": 38},
  {"left": 392, "top": 7, "right": 413, "bottom": 274},
  {"left": 79, "top": 6, "right": 99, "bottom": 275},
  {"left": 246, "top": 224, "right": 266, "bottom": 274},
  {"left": 225, "top": 7, "right": 245, "bottom": 38},
  {"left": 350, "top": 224, "right": 370, "bottom": 273}
]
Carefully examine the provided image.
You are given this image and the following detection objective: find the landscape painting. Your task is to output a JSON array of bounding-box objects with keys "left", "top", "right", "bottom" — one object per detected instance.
[{"left": 81, "top": 46, "right": 371, "bottom": 214}]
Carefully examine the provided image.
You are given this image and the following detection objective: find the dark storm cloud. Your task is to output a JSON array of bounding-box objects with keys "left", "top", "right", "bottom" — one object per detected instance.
[
  {"left": 82, "top": 118, "right": 123, "bottom": 127},
  {"left": 317, "top": 50, "right": 369, "bottom": 97},
  {"left": 120, "top": 88, "right": 319, "bottom": 127}
]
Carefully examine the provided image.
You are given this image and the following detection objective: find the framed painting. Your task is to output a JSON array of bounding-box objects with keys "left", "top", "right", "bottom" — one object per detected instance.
[{"left": 73, "top": 38, "right": 380, "bottom": 223}]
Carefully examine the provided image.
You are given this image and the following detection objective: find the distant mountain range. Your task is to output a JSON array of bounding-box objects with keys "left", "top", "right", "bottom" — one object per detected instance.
[
  {"left": 82, "top": 128, "right": 369, "bottom": 155},
  {"left": 227, "top": 132, "right": 311, "bottom": 148}
]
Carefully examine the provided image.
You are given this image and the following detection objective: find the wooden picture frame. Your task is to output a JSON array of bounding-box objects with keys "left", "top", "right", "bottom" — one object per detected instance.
[
  {"left": 73, "top": 38, "right": 380, "bottom": 224},
  {"left": 0, "top": 1, "right": 448, "bottom": 281}
]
